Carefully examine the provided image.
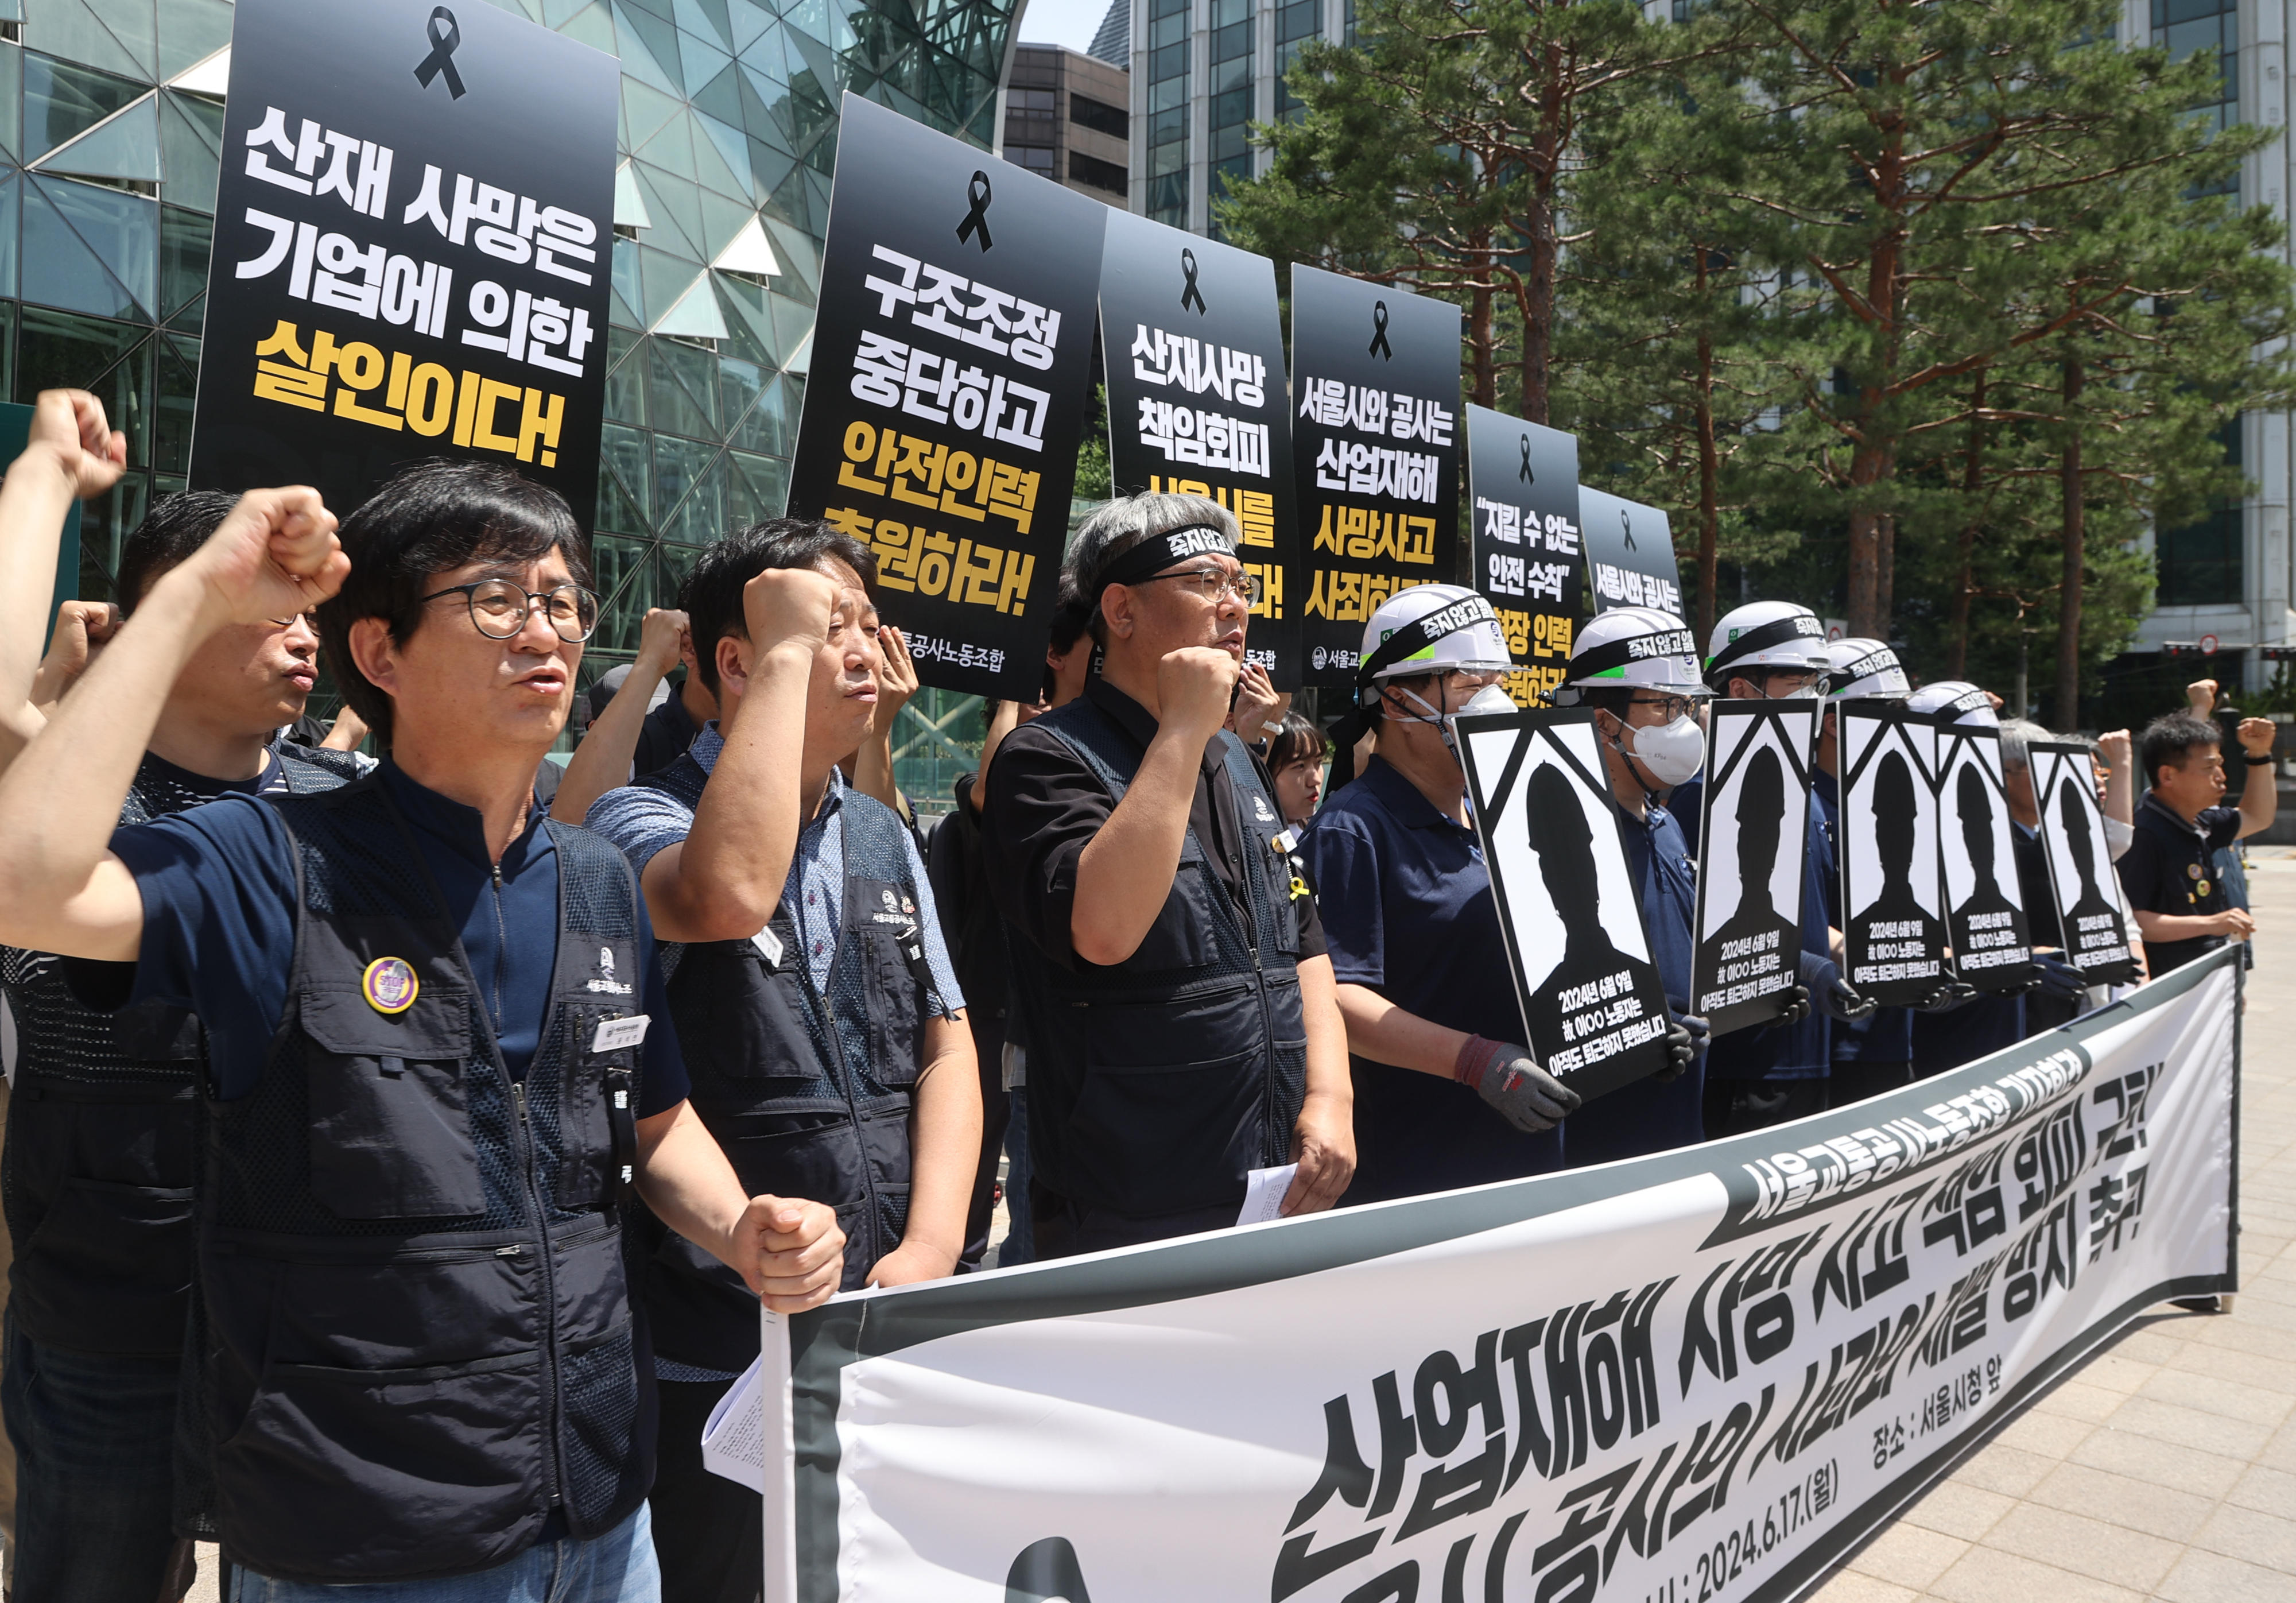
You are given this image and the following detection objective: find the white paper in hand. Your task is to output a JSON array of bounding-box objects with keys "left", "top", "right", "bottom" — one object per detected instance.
[
  {"left": 1237, "top": 1163, "right": 1298, "bottom": 1226},
  {"left": 700, "top": 1354, "right": 768, "bottom": 1493}
]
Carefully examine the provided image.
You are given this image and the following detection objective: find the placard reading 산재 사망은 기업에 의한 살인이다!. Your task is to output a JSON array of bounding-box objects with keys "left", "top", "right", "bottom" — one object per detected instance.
[
  {"left": 192, "top": 0, "right": 618, "bottom": 532},
  {"left": 1693, "top": 699, "right": 1821, "bottom": 1036},
  {"left": 1099, "top": 214, "right": 1301, "bottom": 684},
  {"left": 1465, "top": 406, "right": 1581, "bottom": 707},
  {"left": 1289, "top": 265, "right": 1463, "bottom": 687},
  {"left": 784, "top": 94, "right": 1108, "bottom": 702}
]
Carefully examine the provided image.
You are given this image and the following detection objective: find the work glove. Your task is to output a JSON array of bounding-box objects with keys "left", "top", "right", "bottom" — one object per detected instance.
[
  {"left": 1912, "top": 979, "right": 1979, "bottom": 1013},
  {"left": 2030, "top": 951, "right": 2086, "bottom": 1001},
  {"left": 1768, "top": 983, "right": 1812, "bottom": 1028},
  {"left": 1657, "top": 1003, "right": 1709, "bottom": 1082},
  {"left": 1456, "top": 1036, "right": 1580, "bottom": 1134},
  {"left": 1799, "top": 951, "right": 1877, "bottom": 1023}
]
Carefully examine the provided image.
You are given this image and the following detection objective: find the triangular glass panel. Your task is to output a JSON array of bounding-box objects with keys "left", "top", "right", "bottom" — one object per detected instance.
[
  {"left": 556, "top": 2, "right": 618, "bottom": 60},
  {"left": 691, "top": 112, "right": 752, "bottom": 200},
  {"left": 637, "top": 242, "right": 704, "bottom": 324},
  {"left": 748, "top": 140, "right": 795, "bottom": 204},
  {"left": 21, "top": 176, "right": 145, "bottom": 319},
  {"left": 728, "top": 450, "right": 789, "bottom": 522},
  {"left": 165, "top": 49, "right": 229, "bottom": 99},
  {"left": 763, "top": 167, "right": 812, "bottom": 234},
  {"left": 728, "top": 0, "right": 774, "bottom": 55},
  {"left": 779, "top": 0, "right": 831, "bottom": 45},
  {"left": 608, "top": 4, "right": 681, "bottom": 96},
  {"left": 620, "top": 78, "right": 684, "bottom": 156},
  {"left": 715, "top": 272, "right": 780, "bottom": 366},
  {"left": 27, "top": 2, "right": 149, "bottom": 83},
  {"left": 0, "top": 176, "right": 19, "bottom": 300},
  {"left": 610, "top": 237, "right": 645, "bottom": 329},
  {"left": 154, "top": 329, "right": 199, "bottom": 475},
  {"left": 690, "top": 63, "right": 743, "bottom": 128},
  {"left": 693, "top": 188, "right": 757, "bottom": 261},
  {"left": 36, "top": 94, "right": 160, "bottom": 185},
  {"left": 614, "top": 162, "right": 654, "bottom": 230},
  {"left": 158, "top": 90, "right": 221, "bottom": 210},
  {"left": 680, "top": 32, "right": 733, "bottom": 102},
  {"left": 615, "top": 2, "right": 685, "bottom": 92},
  {"left": 712, "top": 215, "right": 778, "bottom": 276},
  {"left": 23, "top": 53, "right": 144, "bottom": 164},
  {"left": 762, "top": 218, "right": 815, "bottom": 289},
  {"left": 769, "top": 289, "right": 816, "bottom": 357},
  {"left": 653, "top": 274, "right": 729, "bottom": 340},
  {"left": 674, "top": 0, "right": 734, "bottom": 51},
  {"left": 637, "top": 113, "right": 697, "bottom": 183},
  {"left": 594, "top": 459, "right": 650, "bottom": 536},
  {"left": 633, "top": 163, "right": 706, "bottom": 256},
  {"left": 42, "top": 173, "right": 157, "bottom": 315},
  {"left": 158, "top": 202, "right": 208, "bottom": 327},
  {"left": 156, "top": 0, "right": 231, "bottom": 83}
]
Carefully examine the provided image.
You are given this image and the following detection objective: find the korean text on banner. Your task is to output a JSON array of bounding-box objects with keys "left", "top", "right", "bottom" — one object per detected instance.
[
  {"left": 193, "top": 0, "right": 618, "bottom": 530},
  {"left": 1465, "top": 408, "right": 1581, "bottom": 707},
  {"left": 786, "top": 95, "right": 1107, "bottom": 702},
  {"left": 787, "top": 948, "right": 2238, "bottom": 1603},
  {"left": 1100, "top": 216, "right": 1300, "bottom": 683},
  {"left": 1579, "top": 488, "right": 1686, "bottom": 619},
  {"left": 1289, "top": 266, "right": 1462, "bottom": 687}
]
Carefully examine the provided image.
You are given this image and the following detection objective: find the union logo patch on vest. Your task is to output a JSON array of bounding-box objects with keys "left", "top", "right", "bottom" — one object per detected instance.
[{"left": 361, "top": 957, "right": 419, "bottom": 1015}]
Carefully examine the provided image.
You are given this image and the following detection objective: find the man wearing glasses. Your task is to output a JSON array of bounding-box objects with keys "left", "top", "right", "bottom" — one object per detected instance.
[
  {"left": 0, "top": 458, "right": 843, "bottom": 1598},
  {"left": 983, "top": 494, "right": 1355, "bottom": 1255}
]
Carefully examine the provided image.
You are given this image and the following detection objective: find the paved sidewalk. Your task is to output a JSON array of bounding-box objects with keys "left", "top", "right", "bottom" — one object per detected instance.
[{"left": 1809, "top": 854, "right": 2296, "bottom": 1603}]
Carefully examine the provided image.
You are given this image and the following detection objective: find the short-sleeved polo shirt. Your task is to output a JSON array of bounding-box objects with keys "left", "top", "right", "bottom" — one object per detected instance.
[
  {"left": 2119, "top": 795, "right": 2243, "bottom": 975},
  {"left": 1302, "top": 757, "right": 1562, "bottom": 1202}
]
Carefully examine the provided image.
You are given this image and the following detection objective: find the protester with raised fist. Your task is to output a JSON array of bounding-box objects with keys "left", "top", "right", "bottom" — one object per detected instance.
[
  {"left": 1550, "top": 606, "right": 1711, "bottom": 1162},
  {"left": 552, "top": 601, "right": 693, "bottom": 823},
  {"left": 1303, "top": 585, "right": 1577, "bottom": 1203},
  {"left": 2121, "top": 709, "right": 2279, "bottom": 975},
  {"left": 0, "top": 459, "right": 844, "bottom": 1598},
  {"left": 983, "top": 493, "right": 1353, "bottom": 1252}
]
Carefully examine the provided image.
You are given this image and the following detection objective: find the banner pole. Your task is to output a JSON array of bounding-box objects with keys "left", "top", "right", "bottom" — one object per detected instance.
[{"left": 761, "top": 1307, "right": 798, "bottom": 1603}]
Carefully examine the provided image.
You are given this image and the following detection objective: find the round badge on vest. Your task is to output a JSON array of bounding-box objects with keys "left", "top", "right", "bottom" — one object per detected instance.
[{"left": 362, "top": 957, "right": 420, "bottom": 1015}]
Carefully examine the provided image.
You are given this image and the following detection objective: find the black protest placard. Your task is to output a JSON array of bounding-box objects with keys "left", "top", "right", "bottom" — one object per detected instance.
[
  {"left": 1692, "top": 700, "right": 1820, "bottom": 1035},
  {"left": 1465, "top": 407, "right": 1581, "bottom": 707},
  {"left": 192, "top": 0, "right": 616, "bottom": 531},
  {"left": 1577, "top": 487, "right": 1686, "bottom": 618},
  {"left": 787, "top": 95, "right": 1106, "bottom": 701},
  {"left": 1937, "top": 727, "right": 2037, "bottom": 994},
  {"left": 1457, "top": 707, "right": 1673, "bottom": 1098},
  {"left": 1099, "top": 215, "right": 1297, "bottom": 683},
  {"left": 1289, "top": 267, "right": 1461, "bottom": 686},
  {"left": 2031, "top": 741, "right": 2141, "bottom": 985},
  {"left": 1839, "top": 703, "right": 1951, "bottom": 1005}
]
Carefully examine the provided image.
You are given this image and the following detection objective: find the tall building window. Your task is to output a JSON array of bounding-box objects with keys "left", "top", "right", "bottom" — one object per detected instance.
[
  {"left": 2154, "top": 0, "right": 2237, "bottom": 136},
  {"left": 1147, "top": 0, "right": 1191, "bottom": 224},
  {"left": 1275, "top": 0, "right": 1320, "bottom": 120},
  {"left": 2158, "top": 422, "right": 2245, "bottom": 607},
  {"left": 1206, "top": 0, "right": 1252, "bottom": 234}
]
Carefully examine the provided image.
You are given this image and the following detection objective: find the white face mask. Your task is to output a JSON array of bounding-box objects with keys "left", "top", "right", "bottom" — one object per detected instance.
[{"left": 1618, "top": 713, "right": 1705, "bottom": 787}]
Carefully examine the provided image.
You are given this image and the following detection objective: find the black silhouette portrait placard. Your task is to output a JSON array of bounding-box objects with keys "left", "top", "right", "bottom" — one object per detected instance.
[
  {"left": 1936, "top": 726, "right": 2036, "bottom": 994},
  {"left": 1576, "top": 487, "right": 1685, "bottom": 617},
  {"left": 1465, "top": 406, "right": 1581, "bottom": 707},
  {"left": 1099, "top": 214, "right": 1298, "bottom": 682},
  {"left": 787, "top": 94, "right": 1108, "bottom": 700},
  {"left": 2030, "top": 741, "right": 2141, "bottom": 985},
  {"left": 1457, "top": 707, "right": 1673, "bottom": 1098},
  {"left": 1838, "top": 703, "right": 1950, "bottom": 1005},
  {"left": 1692, "top": 700, "right": 1820, "bottom": 1035},
  {"left": 1289, "top": 265, "right": 1462, "bottom": 686}
]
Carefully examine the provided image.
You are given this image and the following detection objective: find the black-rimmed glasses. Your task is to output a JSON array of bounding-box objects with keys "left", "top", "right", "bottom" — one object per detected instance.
[
  {"left": 1630, "top": 694, "right": 1701, "bottom": 722},
  {"left": 1137, "top": 566, "right": 1262, "bottom": 605},
  {"left": 421, "top": 579, "right": 600, "bottom": 642}
]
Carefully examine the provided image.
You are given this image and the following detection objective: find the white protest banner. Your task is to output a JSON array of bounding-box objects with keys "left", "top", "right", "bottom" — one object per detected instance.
[{"left": 782, "top": 949, "right": 2239, "bottom": 1602}]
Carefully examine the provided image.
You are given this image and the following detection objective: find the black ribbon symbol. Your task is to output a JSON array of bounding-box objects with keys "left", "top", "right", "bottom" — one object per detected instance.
[
  {"left": 1180, "top": 248, "right": 1206, "bottom": 314},
  {"left": 1368, "top": 299, "right": 1392, "bottom": 359},
  {"left": 1518, "top": 434, "right": 1534, "bottom": 483},
  {"left": 956, "top": 171, "right": 994, "bottom": 251},
  {"left": 413, "top": 7, "right": 466, "bottom": 99},
  {"left": 1620, "top": 508, "right": 1638, "bottom": 551}
]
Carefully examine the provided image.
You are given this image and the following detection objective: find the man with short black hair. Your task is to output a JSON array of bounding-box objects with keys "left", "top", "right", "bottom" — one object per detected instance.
[
  {"left": 0, "top": 458, "right": 844, "bottom": 1598},
  {"left": 2119, "top": 710, "right": 2278, "bottom": 974}
]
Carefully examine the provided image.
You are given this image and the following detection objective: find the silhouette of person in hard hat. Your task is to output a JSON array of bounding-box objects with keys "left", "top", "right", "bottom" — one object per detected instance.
[
  {"left": 1948, "top": 759, "right": 2026, "bottom": 982},
  {"left": 1008, "top": 1538, "right": 1092, "bottom": 1603},
  {"left": 1700, "top": 745, "right": 1802, "bottom": 1018},
  {"left": 2055, "top": 773, "right": 2126, "bottom": 968},
  {"left": 1846, "top": 749, "right": 1944, "bottom": 993},
  {"left": 1517, "top": 761, "right": 1665, "bottom": 1097}
]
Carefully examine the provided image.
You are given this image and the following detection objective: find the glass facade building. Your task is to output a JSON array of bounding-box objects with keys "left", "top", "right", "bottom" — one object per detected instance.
[{"left": 15, "top": 0, "right": 1021, "bottom": 795}]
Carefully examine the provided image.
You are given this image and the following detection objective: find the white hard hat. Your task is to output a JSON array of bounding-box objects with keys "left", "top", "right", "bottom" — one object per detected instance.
[
  {"left": 1907, "top": 679, "right": 1998, "bottom": 729},
  {"left": 1555, "top": 606, "right": 1709, "bottom": 703},
  {"left": 1706, "top": 601, "right": 1831, "bottom": 688},
  {"left": 1356, "top": 584, "right": 1511, "bottom": 684},
  {"left": 1822, "top": 637, "right": 1911, "bottom": 700}
]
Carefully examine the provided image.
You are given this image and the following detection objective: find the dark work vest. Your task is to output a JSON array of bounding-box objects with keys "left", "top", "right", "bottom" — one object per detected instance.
[
  {"left": 635, "top": 761, "right": 930, "bottom": 1372},
  {"left": 1004, "top": 698, "right": 1306, "bottom": 1220},
  {"left": 195, "top": 777, "right": 651, "bottom": 1584},
  {"left": 0, "top": 748, "right": 359, "bottom": 1358}
]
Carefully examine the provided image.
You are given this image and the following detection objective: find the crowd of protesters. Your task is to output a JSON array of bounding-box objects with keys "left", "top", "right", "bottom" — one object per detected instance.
[{"left": 0, "top": 388, "right": 2276, "bottom": 1601}]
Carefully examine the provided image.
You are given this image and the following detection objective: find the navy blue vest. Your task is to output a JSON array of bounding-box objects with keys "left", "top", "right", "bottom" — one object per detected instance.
[
  {"left": 196, "top": 776, "right": 651, "bottom": 1583},
  {"left": 1004, "top": 699, "right": 1306, "bottom": 1219},
  {"left": 635, "top": 761, "right": 930, "bottom": 1370},
  {"left": 0, "top": 748, "right": 358, "bottom": 1358}
]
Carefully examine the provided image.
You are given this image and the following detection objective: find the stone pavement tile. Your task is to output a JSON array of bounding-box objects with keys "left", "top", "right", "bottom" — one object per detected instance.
[
  {"left": 2227, "top": 1461, "right": 2296, "bottom": 1517},
  {"left": 2066, "top": 1353, "right": 2157, "bottom": 1395},
  {"left": 2101, "top": 1395, "right": 2274, "bottom": 1459},
  {"left": 2251, "top": 1418, "right": 2296, "bottom": 1471},
  {"left": 1946, "top": 1441, "right": 2056, "bottom": 1499},
  {"left": 2189, "top": 1500, "right": 2296, "bottom": 1571},
  {"left": 2135, "top": 1366, "right": 2296, "bottom": 1425},
  {"left": 2023, "top": 1459, "right": 2219, "bottom": 1542},
  {"left": 1976, "top": 1503, "right": 2182, "bottom": 1592},
  {"left": 2227, "top": 1293, "right": 2296, "bottom": 1331},
  {"left": 2152, "top": 1547, "right": 2296, "bottom": 1603},
  {"left": 2068, "top": 1427, "right": 2247, "bottom": 1499},
  {"left": 2235, "top": 1272, "right": 2296, "bottom": 1308},
  {"left": 1844, "top": 1523, "right": 1968, "bottom": 1592},
  {"left": 1986, "top": 1406, "right": 2096, "bottom": 1459},
  {"left": 2097, "top": 1327, "right": 2190, "bottom": 1365},
  {"left": 2171, "top": 1339, "right": 2296, "bottom": 1395},
  {"left": 2175, "top": 1312, "right": 2296, "bottom": 1359},
  {"left": 1806, "top": 1571, "right": 1919, "bottom": 1603},
  {"left": 1895, "top": 1478, "right": 2015, "bottom": 1542},
  {"left": 1925, "top": 1545, "right": 2143, "bottom": 1603},
  {"left": 2031, "top": 1379, "right": 2127, "bottom": 1424}
]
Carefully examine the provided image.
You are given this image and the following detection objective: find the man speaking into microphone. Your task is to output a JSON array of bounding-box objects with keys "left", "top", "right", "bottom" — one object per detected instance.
[{"left": 982, "top": 494, "right": 1354, "bottom": 1255}]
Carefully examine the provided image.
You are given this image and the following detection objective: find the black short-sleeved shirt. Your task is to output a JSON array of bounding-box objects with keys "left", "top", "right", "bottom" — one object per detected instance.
[
  {"left": 2118, "top": 795, "right": 2243, "bottom": 975},
  {"left": 631, "top": 683, "right": 700, "bottom": 781},
  {"left": 982, "top": 676, "right": 1326, "bottom": 971}
]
